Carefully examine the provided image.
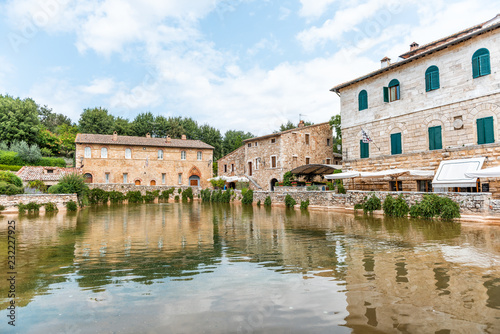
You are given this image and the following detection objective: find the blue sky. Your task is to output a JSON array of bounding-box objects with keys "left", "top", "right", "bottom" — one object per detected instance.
[{"left": 0, "top": 0, "right": 498, "bottom": 136}]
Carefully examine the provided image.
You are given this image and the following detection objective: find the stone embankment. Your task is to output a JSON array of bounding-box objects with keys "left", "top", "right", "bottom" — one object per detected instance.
[{"left": 0, "top": 194, "right": 78, "bottom": 212}]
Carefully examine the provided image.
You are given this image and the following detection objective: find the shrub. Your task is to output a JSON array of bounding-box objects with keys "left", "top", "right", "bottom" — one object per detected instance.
[
  {"left": 143, "top": 191, "right": 157, "bottom": 203},
  {"left": 159, "top": 188, "right": 175, "bottom": 200},
  {"left": 17, "top": 203, "right": 26, "bottom": 214},
  {"left": 353, "top": 203, "right": 363, "bottom": 210},
  {"left": 363, "top": 194, "right": 381, "bottom": 214},
  {"left": 410, "top": 194, "right": 460, "bottom": 220},
  {"left": 257, "top": 200, "right": 261, "bottom": 206},
  {"left": 0, "top": 181, "right": 24, "bottom": 195},
  {"left": 44, "top": 202, "right": 58, "bottom": 212},
  {"left": 300, "top": 199, "right": 310, "bottom": 210},
  {"left": 264, "top": 196, "right": 271, "bottom": 206},
  {"left": 383, "top": 195, "right": 395, "bottom": 216},
  {"left": 52, "top": 173, "right": 89, "bottom": 206},
  {"left": 326, "top": 181, "right": 335, "bottom": 191},
  {"left": 439, "top": 197, "right": 461, "bottom": 220},
  {"left": 89, "top": 188, "right": 109, "bottom": 204},
  {"left": 66, "top": 200, "right": 78, "bottom": 211},
  {"left": 174, "top": 195, "right": 180, "bottom": 201},
  {"left": 0, "top": 142, "right": 7, "bottom": 151},
  {"left": 221, "top": 189, "right": 231, "bottom": 203},
  {"left": 0, "top": 164, "right": 22, "bottom": 172},
  {"left": 40, "top": 147, "right": 53, "bottom": 157},
  {"left": 12, "top": 141, "right": 42, "bottom": 163},
  {"left": 0, "top": 204, "right": 5, "bottom": 211},
  {"left": 242, "top": 189, "right": 254, "bottom": 205},
  {"left": 306, "top": 185, "right": 319, "bottom": 191},
  {"left": 210, "top": 179, "right": 225, "bottom": 189},
  {"left": 283, "top": 171, "right": 294, "bottom": 187},
  {"left": 126, "top": 190, "right": 143, "bottom": 203},
  {"left": 28, "top": 180, "right": 47, "bottom": 193},
  {"left": 235, "top": 182, "right": 249, "bottom": 190},
  {"left": 0, "top": 171, "right": 23, "bottom": 187},
  {"left": 178, "top": 188, "right": 182, "bottom": 194},
  {"left": 182, "top": 187, "right": 194, "bottom": 201},
  {"left": 37, "top": 157, "right": 66, "bottom": 167},
  {"left": 392, "top": 195, "right": 410, "bottom": 218},
  {"left": 0, "top": 150, "right": 24, "bottom": 166},
  {"left": 284, "top": 194, "right": 296, "bottom": 208},
  {"left": 108, "top": 191, "right": 125, "bottom": 203},
  {"left": 18, "top": 202, "right": 41, "bottom": 213},
  {"left": 200, "top": 189, "right": 211, "bottom": 202},
  {"left": 337, "top": 181, "right": 346, "bottom": 194}
]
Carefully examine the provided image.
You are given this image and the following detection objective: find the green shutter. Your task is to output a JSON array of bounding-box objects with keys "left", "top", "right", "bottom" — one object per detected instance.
[
  {"left": 472, "top": 57, "right": 480, "bottom": 78},
  {"left": 360, "top": 140, "right": 369, "bottom": 158},
  {"left": 391, "top": 133, "right": 401, "bottom": 155},
  {"left": 429, "top": 126, "right": 442, "bottom": 150},
  {"left": 431, "top": 71, "right": 440, "bottom": 90},
  {"left": 383, "top": 87, "right": 389, "bottom": 102},
  {"left": 479, "top": 54, "right": 491, "bottom": 76},
  {"left": 425, "top": 72, "right": 431, "bottom": 92},
  {"left": 484, "top": 116, "right": 494, "bottom": 144},
  {"left": 358, "top": 90, "right": 368, "bottom": 111},
  {"left": 477, "top": 118, "right": 485, "bottom": 144}
]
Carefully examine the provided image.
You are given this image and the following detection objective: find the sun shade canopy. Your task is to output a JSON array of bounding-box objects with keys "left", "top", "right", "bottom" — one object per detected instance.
[
  {"left": 324, "top": 169, "right": 434, "bottom": 180},
  {"left": 290, "top": 164, "right": 342, "bottom": 175},
  {"left": 432, "top": 157, "right": 485, "bottom": 188},
  {"left": 464, "top": 166, "right": 500, "bottom": 178}
]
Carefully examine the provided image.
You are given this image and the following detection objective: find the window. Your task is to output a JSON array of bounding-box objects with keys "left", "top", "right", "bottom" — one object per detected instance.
[
  {"left": 390, "top": 133, "right": 402, "bottom": 155},
  {"left": 162, "top": 173, "right": 166, "bottom": 184},
  {"left": 326, "top": 158, "right": 331, "bottom": 164},
  {"left": 327, "top": 138, "right": 331, "bottom": 146},
  {"left": 271, "top": 156, "right": 277, "bottom": 168},
  {"left": 305, "top": 134, "right": 310, "bottom": 145},
  {"left": 47, "top": 169, "right": 54, "bottom": 174},
  {"left": 360, "top": 140, "right": 369, "bottom": 158},
  {"left": 158, "top": 150, "right": 163, "bottom": 160},
  {"left": 255, "top": 159, "right": 259, "bottom": 170},
  {"left": 105, "top": 173, "right": 110, "bottom": 184},
  {"left": 178, "top": 173, "right": 182, "bottom": 184},
  {"left": 84, "top": 146, "right": 91, "bottom": 158},
  {"left": 255, "top": 142, "right": 258, "bottom": 147},
  {"left": 417, "top": 180, "right": 433, "bottom": 192},
  {"left": 197, "top": 151, "right": 202, "bottom": 161},
  {"left": 425, "top": 66, "right": 440, "bottom": 92},
  {"left": 305, "top": 157, "right": 310, "bottom": 165},
  {"left": 224, "top": 164, "right": 227, "bottom": 173},
  {"left": 390, "top": 181, "right": 402, "bottom": 191},
  {"left": 472, "top": 48, "right": 491, "bottom": 78},
  {"left": 428, "top": 126, "right": 442, "bottom": 150},
  {"left": 477, "top": 116, "right": 495, "bottom": 145},
  {"left": 125, "top": 148, "right": 131, "bottom": 159},
  {"left": 231, "top": 164, "right": 235, "bottom": 172},
  {"left": 271, "top": 138, "right": 276, "bottom": 144},
  {"left": 101, "top": 147, "right": 108, "bottom": 158},
  {"left": 384, "top": 79, "right": 400, "bottom": 102},
  {"left": 358, "top": 90, "right": 368, "bottom": 110},
  {"left": 248, "top": 143, "right": 251, "bottom": 147},
  {"left": 123, "top": 173, "right": 128, "bottom": 184},
  {"left": 181, "top": 151, "right": 186, "bottom": 160}
]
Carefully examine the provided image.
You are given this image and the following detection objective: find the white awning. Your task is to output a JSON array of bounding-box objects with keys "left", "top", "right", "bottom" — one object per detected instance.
[
  {"left": 432, "top": 157, "right": 485, "bottom": 188},
  {"left": 324, "top": 171, "right": 360, "bottom": 179},
  {"left": 226, "top": 176, "right": 249, "bottom": 182},
  {"left": 208, "top": 176, "right": 229, "bottom": 181},
  {"left": 358, "top": 168, "right": 433, "bottom": 178},
  {"left": 464, "top": 166, "right": 500, "bottom": 178}
]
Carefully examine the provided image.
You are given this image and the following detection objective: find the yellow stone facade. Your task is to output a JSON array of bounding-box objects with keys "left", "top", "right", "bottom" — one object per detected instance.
[{"left": 75, "top": 133, "right": 214, "bottom": 188}]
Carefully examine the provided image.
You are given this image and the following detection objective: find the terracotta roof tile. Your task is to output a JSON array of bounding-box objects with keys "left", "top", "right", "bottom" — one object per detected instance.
[
  {"left": 75, "top": 133, "right": 214, "bottom": 150},
  {"left": 16, "top": 167, "right": 81, "bottom": 182}
]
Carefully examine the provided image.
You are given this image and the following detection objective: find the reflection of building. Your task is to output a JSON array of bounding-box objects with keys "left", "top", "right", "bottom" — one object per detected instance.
[
  {"left": 75, "top": 132, "right": 214, "bottom": 187},
  {"left": 332, "top": 15, "right": 500, "bottom": 196},
  {"left": 218, "top": 121, "right": 339, "bottom": 190},
  {"left": 16, "top": 166, "right": 80, "bottom": 186}
]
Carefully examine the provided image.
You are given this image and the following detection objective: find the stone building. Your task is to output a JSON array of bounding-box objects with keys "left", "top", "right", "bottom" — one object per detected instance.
[
  {"left": 75, "top": 132, "right": 214, "bottom": 188},
  {"left": 218, "top": 121, "right": 338, "bottom": 190},
  {"left": 16, "top": 166, "right": 80, "bottom": 186},
  {"left": 331, "top": 15, "right": 500, "bottom": 196}
]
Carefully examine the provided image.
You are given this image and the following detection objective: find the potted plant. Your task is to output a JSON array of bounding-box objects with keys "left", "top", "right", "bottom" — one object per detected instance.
[{"left": 291, "top": 181, "right": 297, "bottom": 187}]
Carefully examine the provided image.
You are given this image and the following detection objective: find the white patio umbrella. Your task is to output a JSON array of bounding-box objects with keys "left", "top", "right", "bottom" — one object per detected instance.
[
  {"left": 464, "top": 166, "right": 500, "bottom": 178},
  {"left": 324, "top": 171, "right": 361, "bottom": 179}
]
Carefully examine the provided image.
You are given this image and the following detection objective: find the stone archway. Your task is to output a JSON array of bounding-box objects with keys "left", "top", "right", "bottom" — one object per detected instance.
[
  {"left": 83, "top": 173, "right": 93, "bottom": 183},
  {"left": 150, "top": 180, "right": 156, "bottom": 186},
  {"left": 189, "top": 175, "right": 200, "bottom": 186},
  {"left": 270, "top": 178, "right": 278, "bottom": 191},
  {"left": 135, "top": 179, "right": 141, "bottom": 185}
]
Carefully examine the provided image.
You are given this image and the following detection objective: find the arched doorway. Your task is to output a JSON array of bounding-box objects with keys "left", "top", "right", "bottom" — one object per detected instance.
[
  {"left": 189, "top": 175, "right": 200, "bottom": 186},
  {"left": 270, "top": 178, "right": 278, "bottom": 191},
  {"left": 150, "top": 180, "right": 156, "bottom": 186},
  {"left": 83, "top": 173, "right": 93, "bottom": 183},
  {"left": 228, "top": 182, "right": 236, "bottom": 189},
  {"left": 135, "top": 180, "right": 141, "bottom": 185}
]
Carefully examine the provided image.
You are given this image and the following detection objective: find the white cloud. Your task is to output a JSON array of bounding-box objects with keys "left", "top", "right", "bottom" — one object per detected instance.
[
  {"left": 299, "top": 0, "right": 337, "bottom": 18},
  {"left": 279, "top": 6, "right": 291, "bottom": 20},
  {"left": 81, "top": 78, "right": 116, "bottom": 95}
]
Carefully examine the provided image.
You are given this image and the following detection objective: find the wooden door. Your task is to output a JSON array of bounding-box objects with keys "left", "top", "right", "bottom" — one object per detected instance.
[
  {"left": 150, "top": 180, "right": 156, "bottom": 186},
  {"left": 190, "top": 179, "right": 198, "bottom": 186},
  {"left": 135, "top": 180, "right": 141, "bottom": 185},
  {"left": 248, "top": 162, "right": 252, "bottom": 176}
]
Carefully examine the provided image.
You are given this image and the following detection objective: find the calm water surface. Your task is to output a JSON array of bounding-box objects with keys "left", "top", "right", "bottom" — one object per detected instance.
[{"left": 1, "top": 203, "right": 499, "bottom": 333}]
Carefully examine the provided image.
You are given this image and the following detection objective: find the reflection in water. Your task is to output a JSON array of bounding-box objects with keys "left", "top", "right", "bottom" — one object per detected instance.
[{"left": 0, "top": 203, "right": 499, "bottom": 333}]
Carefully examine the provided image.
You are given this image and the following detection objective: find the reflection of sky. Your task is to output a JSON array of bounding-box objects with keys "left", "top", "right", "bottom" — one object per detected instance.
[{"left": 9, "top": 258, "right": 349, "bottom": 333}]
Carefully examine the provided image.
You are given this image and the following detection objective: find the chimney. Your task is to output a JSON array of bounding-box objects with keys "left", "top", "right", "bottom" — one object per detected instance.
[
  {"left": 181, "top": 134, "right": 187, "bottom": 140},
  {"left": 166, "top": 135, "right": 171, "bottom": 143},
  {"left": 298, "top": 120, "right": 305, "bottom": 128},
  {"left": 380, "top": 56, "right": 391, "bottom": 68},
  {"left": 112, "top": 131, "right": 118, "bottom": 141},
  {"left": 146, "top": 132, "right": 151, "bottom": 138},
  {"left": 410, "top": 42, "right": 419, "bottom": 51}
]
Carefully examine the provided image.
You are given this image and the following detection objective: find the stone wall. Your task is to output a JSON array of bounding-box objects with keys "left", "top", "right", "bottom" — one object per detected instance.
[
  {"left": 89, "top": 183, "right": 201, "bottom": 196},
  {"left": 0, "top": 194, "right": 78, "bottom": 210},
  {"left": 75, "top": 141, "right": 213, "bottom": 188},
  {"left": 251, "top": 189, "right": 492, "bottom": 214}
]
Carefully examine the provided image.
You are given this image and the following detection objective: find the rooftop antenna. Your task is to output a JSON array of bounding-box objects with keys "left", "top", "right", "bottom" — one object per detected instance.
[{"left": 299, "top": 113, "right": 307, "bottom": 121}]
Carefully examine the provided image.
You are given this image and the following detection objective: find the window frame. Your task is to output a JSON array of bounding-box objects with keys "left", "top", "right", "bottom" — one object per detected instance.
[
  {"left": 84, "top": 146, "right": 91, "bottom": 158},
  {"left": 358, "top": 89, "right": 368, "bottom": 111},
  {"left": 271, "top": 155, "right": 277, "bottom": 168},
  {"left": 360, "top": 140, "right": 369, "bottom": 158},
  {"left": 123, "top": 173, "right": 128, "bottom": 184},
  {"left": 125, "top": 148, "right": 131, "bottom": 159},
  {"left": 305, "top": 134, "right": 310, "bottom": 145},
  {"left": 101, "top": 147, "right": 108, "bottom": 158},
  {"left": 428, "top": 125, "right": 443, "bottom": 150},
  {"left": 472, "top": 48, "right": 491, "bottom": 78},
  {"left": 305, "top": 157, "right": 310, "bottom": 165},
  {"left": 181, "top": 151, "right": 186, "bottom": 160},
  {"left": 425, "top": 66, "right": 440, "bottom": 92},
  {"left": 105, "top": 172, "right": 110, "bottom": 184},
  {"left": 390, "top": 132, "right": 402, "bottom": 155},
  {"left": 477, "top": 116, "right": 495, "bottom": 145},
  {"left": 158, "top": 149, "right": 163, "bottom": 160},
  {"left": 197, "top": 151, "right": 202, "bottom": 161},
  {"left": 178, "top": 173, "right": 182, "bottom": 185},
  {"left": 384, "top": 79, "right": 400, "bottom": 102}
]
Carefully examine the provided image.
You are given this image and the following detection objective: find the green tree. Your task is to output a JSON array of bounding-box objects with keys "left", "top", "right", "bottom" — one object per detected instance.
[
  {"left": 329, "top": 114, "right": 341, "bottom": 153},
  {"left": 38, "top": 105, "right": 72, "bottom": 132},
  {"left": 37, "top": 127, "right": 63, "bottom": 155},
  {"left": 56, "top": 124, "right": 78, "bottom": 156},
  {"left": 199, "top": 124, "right": 222, "bottom": 159},
  {"left": 222, "top": 130, "right": 254, "bottom": 156},
  {"left": 113, "top": 117, "right": 134, "bottom": 136},
  {"left": 0, "top": 95, "right": 40, "bottom": 145},
  {"left": 179, "top": 117, "right": 201, "bottom": 139},
  {"left": 78, "top": 107, "right": 115, "bottom": 134},
  {"left": 167, "top": 117, "right": 186, "bottom": 138},
  {"left": 278, "top": 120, "right": 313, "bottom": 132},
  {"left": 131, "top": 112, "right": 156, "bottom": 137}
]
